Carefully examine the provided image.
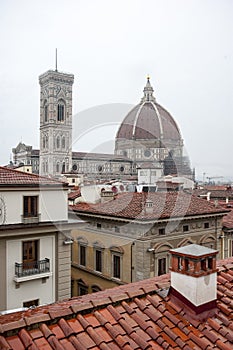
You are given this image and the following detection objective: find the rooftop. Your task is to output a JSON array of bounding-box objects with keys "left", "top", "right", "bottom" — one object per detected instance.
[
  {"left": 71, "top": 191, "right": 229, "bottom": 221},
  {"left": 0, "top": 167, "right": 68, "bottom": 187},
  {"left": 0, "top": 258, "right": 232, "bottom": 349}
]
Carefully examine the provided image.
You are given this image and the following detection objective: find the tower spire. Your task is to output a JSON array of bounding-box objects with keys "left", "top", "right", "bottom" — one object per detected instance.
[{"left": 141, "top": 75, "right": 156, "bottom": 103}]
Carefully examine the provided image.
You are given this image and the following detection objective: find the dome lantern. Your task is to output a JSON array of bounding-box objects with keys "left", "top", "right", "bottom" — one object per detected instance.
[{"left": 141, "top": 75, "right": 156, "bottom": 103}]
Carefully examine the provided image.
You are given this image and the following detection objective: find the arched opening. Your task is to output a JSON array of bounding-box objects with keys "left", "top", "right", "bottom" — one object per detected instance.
[{"left": 57, "top": 99, "right": 65, "bottom": 122}]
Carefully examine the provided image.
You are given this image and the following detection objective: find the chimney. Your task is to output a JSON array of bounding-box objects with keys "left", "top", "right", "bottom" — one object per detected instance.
[
  {"left": 169, "top": 244, "right": 218, "bottom": 321},
  {"left": 145, "top": 199, "right": 153, "bottom": 214},
  {"left": 100, "top": 190, "right": 115, "bottom": 203}
]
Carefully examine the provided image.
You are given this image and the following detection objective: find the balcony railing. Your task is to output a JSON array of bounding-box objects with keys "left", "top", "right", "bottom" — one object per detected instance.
[{"left": 15, "top": 258, "right": 50, "bottom": 278}]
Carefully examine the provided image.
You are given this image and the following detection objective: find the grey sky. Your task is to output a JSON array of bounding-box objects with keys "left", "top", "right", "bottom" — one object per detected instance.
[{"left": 0, "top": 0, "right": 232, "bottom": 181}]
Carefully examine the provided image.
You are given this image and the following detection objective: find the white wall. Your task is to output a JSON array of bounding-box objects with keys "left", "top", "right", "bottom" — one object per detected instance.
[
  {"left": 0, "top": 187, "right": 68, "bottom": 225},
  {"left": 6, "top": 235, "right": 55, "bottom": 310}
]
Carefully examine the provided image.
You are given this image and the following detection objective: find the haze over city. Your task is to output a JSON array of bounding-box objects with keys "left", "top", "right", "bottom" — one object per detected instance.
[{"left": 0, "top": 0, "right": 232, "bottom": 181}]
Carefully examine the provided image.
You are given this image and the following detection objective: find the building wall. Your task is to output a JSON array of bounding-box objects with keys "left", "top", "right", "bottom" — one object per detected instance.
[
  {"left": 0, "top": 239, "right": 6, "bottom": 311},
  {"left": 57, "top": 231, "right": 72, "bottom": 301},
  {"left": 1, "top": 188, "right": 68, "bottom": 225},
  {"left": 71, "top": 214, "right": 223, "bottom": 296},
  {"left": 71, "top": 227, "right": 133, "bottom": 295},
  {"left": 5, "top": 235, "right": 55, "bottom": 311}
]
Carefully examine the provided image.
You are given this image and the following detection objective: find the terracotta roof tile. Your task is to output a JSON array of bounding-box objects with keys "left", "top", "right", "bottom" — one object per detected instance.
[
  {"left": 0, "top": 258, "right": 233, "bottom": 349},
  {"left": 0, "top": 166, "right": 66, "bottom": 187},
  {"left": 71, "top": 191, "right": 229, "bottom": 221}
]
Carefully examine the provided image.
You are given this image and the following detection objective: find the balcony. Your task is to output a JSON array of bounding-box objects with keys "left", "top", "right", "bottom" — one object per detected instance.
[
  {"left": 21, "top": 214, "right": 41, "bottom": 224},
  {"left": 14, "top": 258, "right": 51, "bottom": 283}
]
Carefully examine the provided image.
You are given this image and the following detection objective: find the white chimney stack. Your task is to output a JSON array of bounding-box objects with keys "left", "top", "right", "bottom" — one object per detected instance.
[{"left": 169, "top": 244, "right": 218, "bottom": 321}]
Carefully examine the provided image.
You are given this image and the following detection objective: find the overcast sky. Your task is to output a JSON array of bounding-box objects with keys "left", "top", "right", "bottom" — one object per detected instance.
[{"left": 0, "top": 0, "right": 232, "bottom": 181}]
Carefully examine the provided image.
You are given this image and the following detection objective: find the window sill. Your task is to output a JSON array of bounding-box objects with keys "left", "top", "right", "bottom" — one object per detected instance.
[{"left": 14, "top": 271, "right": 52, "bottom": 283}]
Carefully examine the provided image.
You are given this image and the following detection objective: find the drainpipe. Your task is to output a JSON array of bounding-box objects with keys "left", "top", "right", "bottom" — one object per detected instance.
[{"left": 131, "top": 241, "right": 135, "bottom": 282}]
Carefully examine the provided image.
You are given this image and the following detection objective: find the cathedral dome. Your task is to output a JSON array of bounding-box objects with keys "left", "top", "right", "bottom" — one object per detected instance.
[{"left": 116, "top": 77, "right": 182, "bottom": 143}]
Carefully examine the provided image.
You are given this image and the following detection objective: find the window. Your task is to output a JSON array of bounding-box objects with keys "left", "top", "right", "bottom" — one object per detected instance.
[
  {"left": 56, "top": 162, "right": 60, "bottom": 173},
  {"left": 115, "top": 226, "right": 120, "bottom": 233},
  {"left": 113, "top": 255, "right": 121, "bottom": 279},
  {"left": 97, "top": 223, "right": 101, "bottom": 230},
  {"left": 44, "top": 105, "right": 48, "bottom": 122},
  {"left": 92, "top": 285, "right": 102, "bottom": 293},
  {"left": 44, "top": 100, "right": 48, "bottom": 122},
  {"left": 159, "top": 228, "right": 165, "bottom": 235},
  {"left": 204, "top": 222, "right": 209, "bottom": 229},
  {"left": 78, "top": 279, "right": 88, "bottom": 296},
  {"left": 23, "top": 196, "right": 38, "bottom": 217},
  {"left": 183, "top": 225, "right": 189, "bottom": 232},
  {"left": 158, "top": 258, "right": 166, "bottom": 276},
  {"left": 57, "top": 101, "right": 65, "bottom": 122},
  {"left": 79, "top": 245, "right": 86, "bottom": 266},
  {"left": 23, "top": 299, "right": 39, "bottom": 308},
  {"left": 95, "top": 249, "right": 102, "bottom": 272},
  {"left": 62, "top": 137, "right": 65, "bottom": 149},
  {"left": 23, "top": 240, "right": 38, "bottom": 268}
]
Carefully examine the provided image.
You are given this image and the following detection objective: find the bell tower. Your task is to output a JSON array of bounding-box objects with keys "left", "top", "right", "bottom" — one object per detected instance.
[{"left": 39, "top": 68, "right": 74, "bottom": 177}]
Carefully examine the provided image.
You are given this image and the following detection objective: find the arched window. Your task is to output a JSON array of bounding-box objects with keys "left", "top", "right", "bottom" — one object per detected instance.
[
  {"left": 42, "top": 137, "right": 46, "bottom": 149},
  {"left": 44, "top": 100, "right": 48, "bottom": 122},
  {"left": 56, "top": 136, "right": 60, "bottom": 149},
  {"left": 56, "top": 162, "right": 59, "bottom": 173},
  {"left": 57, "top": 100, "right": 65, "bottom": 122}
]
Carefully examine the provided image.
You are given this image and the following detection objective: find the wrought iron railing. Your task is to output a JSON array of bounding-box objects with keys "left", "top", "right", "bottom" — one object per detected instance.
[{"left": 15, "top": 258, "right": 50, "bottom": 278}]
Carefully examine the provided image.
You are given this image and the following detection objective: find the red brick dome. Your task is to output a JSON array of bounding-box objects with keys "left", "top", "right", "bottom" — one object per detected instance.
[{"left": 116, "top": 77, "right": 182, "bottom": 143}]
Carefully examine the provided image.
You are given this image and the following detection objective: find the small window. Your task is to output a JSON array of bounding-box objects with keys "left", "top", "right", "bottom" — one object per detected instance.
[
  {"left": 119, "top": 166, "right": 124, "bottom": 172},
  {"left": 72, "top": 164, "right": 77, "bottom": 171},
  {"left": 204, "top": 222, "right": 209, "bottom": 229},
  {"left": 113, "top": 255, "right": 121, "bottom": 279},
  {"left": 79, "top": 245, "right": 86, "bottom": 266},
  {"left": 92, "top": 285, "right": 102, "bottom": 293},
  {"left": 95, "top": 249, "right": 102, "bottom": 272},
  {"left": 23, "top": 299, "right": 39, "bottom": 308},
  {"left": 23, "top": 196, "right": 38, "bottom": 218},
  {"left": 97, "top": 223, "right": 101, "bottom": 230},
  {"left": 159, "top": 228, "right": 165, "bottom": 235},
  {"left": 183, "top": 225, "right": 189, "bottom": 232},
  {"left": 115, "top": 226, "right": 120, "bottom": 233},
  {"left": 98, "top": 165, "right": 103, "bottom": 172},
  {"left": 72, "top": 178, "right": 75, "bottom": 183},
  {"left": 56, "top": 162, "right": 60, "bottom": 173},
  {"left": 78, "top": 280, "right": 88, "bottom": 296},
  {"left": 158, "top": 257, "right": 166, "bottom": 276}
]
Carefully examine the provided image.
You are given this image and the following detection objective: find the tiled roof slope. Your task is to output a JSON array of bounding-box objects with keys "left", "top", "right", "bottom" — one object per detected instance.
[
  {"left": 0, "top": 260, "right": 232, "bottom": 349},
  {"left": 0, "top": 166, "right": 67, "bottom": 187},
  {"left": 68, "top": 189, "right": 81, "bottom": 200},
  {"left": 71, "top": 191, "right": 229, "bottom": 220}
]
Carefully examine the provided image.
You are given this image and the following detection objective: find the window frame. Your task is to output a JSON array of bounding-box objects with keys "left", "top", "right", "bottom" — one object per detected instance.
[
  {"left": 79, "top": 244, "right": 86, "bottom": 267},
  {"left": 113, "top": 254, "right": 121, "bottom": 279},
  {"left": 23, "top": 196, "right": 38, "bottom": 218},
  {"left": 95, "top": 248, "right": 102, "bottom": 273}
]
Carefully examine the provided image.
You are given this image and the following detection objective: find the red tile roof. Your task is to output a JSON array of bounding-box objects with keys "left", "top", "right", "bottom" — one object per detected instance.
[
  {"left": 71, "top": 191, "right": 229, "bottom": 221},
  {"left": 0, "top": 166, "right": 68, "bottom": 187},
  {"left": 0, "top": 260, "right": 232, "bottom": 349},
  {"left": 223, "top": 208, "right": 233, "bottom": 229}
]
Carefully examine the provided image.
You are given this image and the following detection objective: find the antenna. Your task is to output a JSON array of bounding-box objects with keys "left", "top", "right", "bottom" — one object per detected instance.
[{"left": 55, "top": 48, "right": 58, "bottom": 72}]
